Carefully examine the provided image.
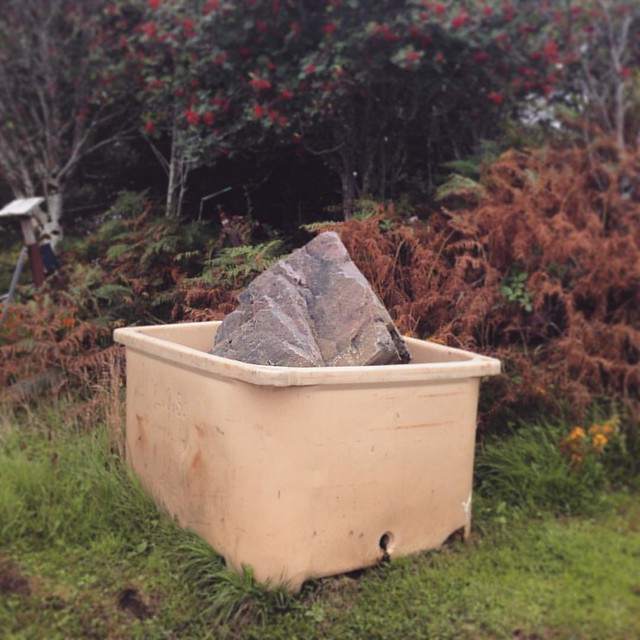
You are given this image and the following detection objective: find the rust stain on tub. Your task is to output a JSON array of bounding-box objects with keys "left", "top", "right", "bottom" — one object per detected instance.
[
  {"left": 367, "top": 421, "right": 454, "bottom": 431},
  {"left": 135, "top": 414, "right": 146, "bottom": 445},
  {"left": 396, "top": 421, "right": 454, "bottom": 430},
  {"left": 414, "top": 390, "right": 465, "bottom": 399}
]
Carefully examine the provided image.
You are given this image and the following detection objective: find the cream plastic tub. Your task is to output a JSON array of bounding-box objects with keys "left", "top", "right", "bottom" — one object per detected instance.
[{"left": 114, "top": 321, "right": 500, "bottom": 591}]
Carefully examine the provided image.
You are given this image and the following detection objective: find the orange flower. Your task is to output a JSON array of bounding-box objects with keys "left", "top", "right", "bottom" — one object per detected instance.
[
  {"left": 592, "top": 433, "right": 608, "bottom": 452},
  {"left": 564, "top": 426, "right": 585, "bottom": 442}
]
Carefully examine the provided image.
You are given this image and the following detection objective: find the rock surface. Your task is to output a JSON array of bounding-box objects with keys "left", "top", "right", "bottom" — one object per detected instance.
[{"left": 210, "top": 232, "right": 411, "bottom": 367}]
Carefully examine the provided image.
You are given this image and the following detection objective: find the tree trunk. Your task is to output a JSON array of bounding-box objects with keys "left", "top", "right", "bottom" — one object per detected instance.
[
  {"left": 165, "top": 123, "right": 190, "bottom": 218},
  {"left": 29, "top": 180, "right": 64, "bottom": 248},
  {"left": 42, "top": 191, "right": 64, "bottom": 247},
  {"left": 340, "top": 170, "right": 357, "bottom": 219},
  {"left": 166, "top": 129, "right": 178, "bottom": 217}
]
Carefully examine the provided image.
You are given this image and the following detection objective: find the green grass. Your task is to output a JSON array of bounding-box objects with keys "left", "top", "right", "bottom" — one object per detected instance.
[
  {"left": 244, "top": 500, "right": 640, "bottom": 639},
  {"left": 1, "top": 404, "right": 639, "bottom": 639},
  {"left": 473, "top": 421, "right": 609, "bottom": 520},
  {"left": 0, "top": 237, "right": 27, "bottom": 294}
]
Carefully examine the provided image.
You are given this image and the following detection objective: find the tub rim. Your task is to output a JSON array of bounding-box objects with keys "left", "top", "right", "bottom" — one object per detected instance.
[{"left": 113, "top": 321, "right": 501, "bottom": 388}]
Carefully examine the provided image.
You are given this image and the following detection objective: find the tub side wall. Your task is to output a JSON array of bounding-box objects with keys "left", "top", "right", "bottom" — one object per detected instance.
[
  {"left": 125, "top": 345, "right": 480, "bottom": 590},
  {"left": 237, "top": 379, "right": 480, "bottom": 588},
  {"left": 125, "top": 350, "right": 242, "bottom": 553}
]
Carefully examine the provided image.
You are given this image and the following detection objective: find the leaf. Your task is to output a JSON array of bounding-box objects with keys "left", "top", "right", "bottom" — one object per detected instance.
[
  {"left": 105, "top": 244, "right": 130, "bottom": 262},
  {"left": 435, "top": 174, "right": 487, "bottom": 202},
  {"left": 94, "top": 284, "right": 132, "bottom": 303}
]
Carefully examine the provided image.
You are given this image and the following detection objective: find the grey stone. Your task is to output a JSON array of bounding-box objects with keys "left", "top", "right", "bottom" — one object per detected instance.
[{"left": 210, "top": 232, "right": 410, "bottom": 367}]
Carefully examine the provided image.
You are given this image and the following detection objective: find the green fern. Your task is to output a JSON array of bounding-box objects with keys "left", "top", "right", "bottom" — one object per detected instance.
[
  {"left": 174, "top": 250, "right": 202, "bottom": 265},
  {"left": 300, "top": 221, "right": 341, "bottom": 233},
  {"left": 140, "top": 236, "right": 182, "bottom": 268},
  {"left": 441, "top": 158, "right": 481, "bottom": 179},
  {"left": 205, "top": 239, "right": 286, "bottom": 287},
  {"left": 435, "top": 174, "right": 487, "bottom": 202},
  {"left": 67, "top": 265, "right": 104, "bottom": 294},
  {"left": 105, "top": 244, "right": 131, "bottom": 262},
  {"left": 323, "top": 198, "right": 383, "bottom": 220},
  {"left": 96, "top": 219, "right": 127, "bottom": 243},
  {"left": 94, "top": 284, "right": 133, "bottom": 305},
  {"left": 105, "top": 189, "right": 150, "bottom": 219}
]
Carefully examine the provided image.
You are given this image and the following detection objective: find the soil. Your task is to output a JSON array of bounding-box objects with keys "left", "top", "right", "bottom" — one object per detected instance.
[
  {"left": 0, "top": 555, "right": 31, "bottom": 596},
  {"left": 116, "top": 585, "right": 152, "bottom": 620}
]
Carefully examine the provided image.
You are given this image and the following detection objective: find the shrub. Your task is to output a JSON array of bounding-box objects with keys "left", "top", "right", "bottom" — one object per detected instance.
[
  {"left": 330, "top": 139, "right": 640, "bottom": 425},
  {"left": 121, "top": 0, "right": 589, "bottom": 217},
  {"left": 474, "top": 421, "right": 608, "bottom": 518},
  {"left": 0, "top": 192, "right": 281, "bottom": 403},
  {"left": 3, "top": 139, "right": 639, "bottom": 436}
]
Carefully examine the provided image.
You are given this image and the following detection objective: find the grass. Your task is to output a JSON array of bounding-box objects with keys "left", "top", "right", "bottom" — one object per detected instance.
[
  {"left": 1, "top": 402, "right": 639, "bottom": 639},
  {"left": 250, "top": 503, "right": 640, "bottom": 640},
  {"left": 473, "top": 421, "right": 609, "bottom": 520}
]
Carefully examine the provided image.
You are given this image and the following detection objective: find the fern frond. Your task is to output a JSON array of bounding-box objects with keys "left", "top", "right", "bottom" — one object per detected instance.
[
  {"left": 300, "top": 221, "right": 343, "bottom": 233},
  {"left": 435, "top": 174, "right": 487, "bottom": 202},
  {"left": 105, "top": 244, "right": 131, "bottom": 262}
]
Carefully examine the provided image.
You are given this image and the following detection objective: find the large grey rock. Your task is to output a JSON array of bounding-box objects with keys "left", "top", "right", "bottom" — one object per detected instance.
[{"left": 210, "top": 232, "right": 411, "bottom": 367}]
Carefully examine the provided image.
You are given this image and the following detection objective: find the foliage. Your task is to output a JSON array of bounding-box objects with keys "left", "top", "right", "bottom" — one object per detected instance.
[
  {"left": 0, "top": 0, "right": 138, "bottom": 242},
  {"left": 500, "top": 267, "right": 533, "bottom": 312},
  {"left": 1, "top": 402, "right": 639, "bottom": 638},
  {"left": 435, "top": 174, "right": 487, "bottom": 204},
  {"left": 559, "top": 418, "right": 619, "bottom": 468},
  {"left": 118, "top": 0, "right": 248, "bottom": 216},
  {"left": 200, "top": 240, "right": 286, "bottom": 288},
  {"left": 169, "top": 239, "right": 287, "bottom": 323},
  {"left": 0, "top": 191, "right": 286, "bottom": 402},
  {"left": 2, "top": 0, "right": 638, "bottom": 229},
  {"left": 110, "top": 0, "right": 617, "bottom": 216},
  {"left": 330, "top": 139, "right": 640, "bottom": 426},
  {"left": 3, "top": 136, "right": 640, "bottom": 431},
  {"left": 474, "top": 420, "right": 608, "bottom": 518},
  {"left": 545, "top": 0, "right": 640, "bottom": 149}
]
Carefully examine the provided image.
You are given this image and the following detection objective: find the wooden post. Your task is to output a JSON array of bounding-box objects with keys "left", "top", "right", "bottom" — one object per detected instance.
[
  {"left": 19, "top": 217, "right": 45, "bottom": 287},
  {"left": 0, "top": 197, "right": 47, "bottom": 289}
]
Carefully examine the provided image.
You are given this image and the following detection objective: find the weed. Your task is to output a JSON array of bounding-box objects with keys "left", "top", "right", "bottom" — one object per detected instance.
[
  {"left": 1, "top": 403, "right": 639, "bottom": 638},
  {"left": 500, "top": 268, "right": 533, "bottom": 312},
  {"left": 559, "top": 418, "right": 619, "bottom": 467},
  {"left": 166, "top": 534, "right": 295, "bottom": 628},
  {"left": 474, "top": 420, "right": 608, "bottom": 520},
  {"left": 0, "top": 422, "right": 154, "bottom": 550},
  {"left": 434, "top": 173, "right": 487, "bottom": 203}
]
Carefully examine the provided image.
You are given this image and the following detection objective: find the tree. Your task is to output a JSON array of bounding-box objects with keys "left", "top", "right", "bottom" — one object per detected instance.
[
  {"left": 123, "top": 0, "right": 627, "bottom": 219},
  {"left": 0, "top": 0, "right": 137, "bottom": 245},
  {"left": 212, "top": 0, "right": 565, "bottom": 212},
  {"left": 117, "top": 0, "right": 258, "bottom": 218},
  {"left": 550, "top": 0, "right": 640, "bottom": 150}
]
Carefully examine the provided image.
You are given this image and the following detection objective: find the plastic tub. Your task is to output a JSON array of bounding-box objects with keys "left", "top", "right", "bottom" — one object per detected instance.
[{"left": 114, "top": 321, "right": 500, "bottom": 590}]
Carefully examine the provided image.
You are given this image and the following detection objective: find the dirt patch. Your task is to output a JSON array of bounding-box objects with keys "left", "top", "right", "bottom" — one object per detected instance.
[
  {"left": 116, "top": 586, "right": 152, "bottom": 620},
  {"left": 0, "top": 555, "right": 31, "bottom": 596},
  {"left": 512, "top": 630, "right": 544, "bottom": 639}
]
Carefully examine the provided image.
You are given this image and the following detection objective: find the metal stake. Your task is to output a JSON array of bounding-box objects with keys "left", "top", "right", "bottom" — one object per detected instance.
[{"left": 0, "top": 246, "right": 28, "bottom": 329}]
